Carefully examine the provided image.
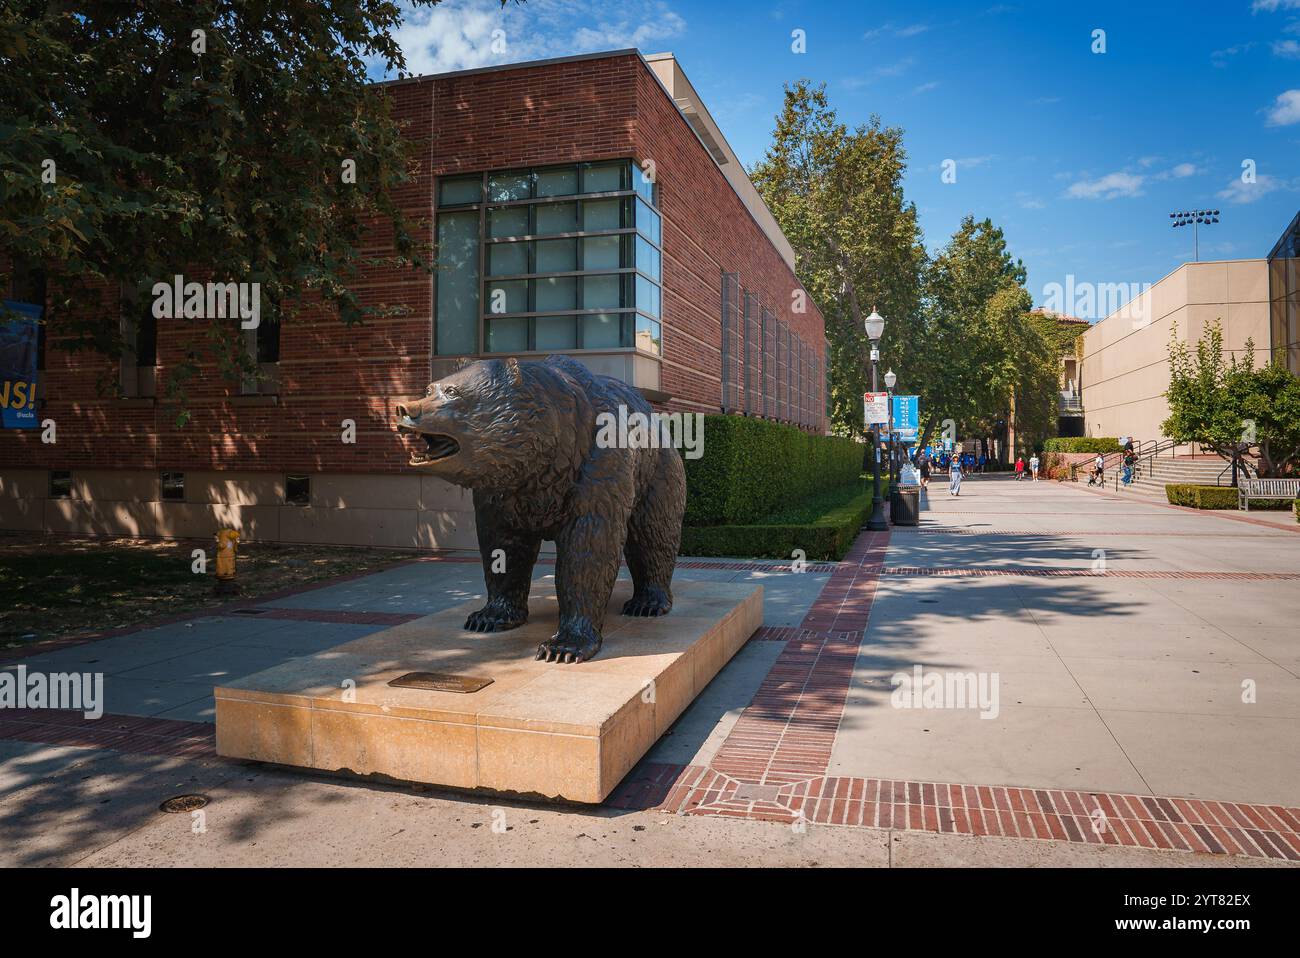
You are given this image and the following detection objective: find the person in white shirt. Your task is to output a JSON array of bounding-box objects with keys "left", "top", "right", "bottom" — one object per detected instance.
[
  {"left": 1029, "top": 454, "right": 1040, "bottom": 481},
  {"left": 949, "top": 453, "right": 963, "bottom": 496}
]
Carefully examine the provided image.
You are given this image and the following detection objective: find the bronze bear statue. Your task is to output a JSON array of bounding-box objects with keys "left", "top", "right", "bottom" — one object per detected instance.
[{"left": 396, "top": 355, "right": 686, "bottom": 663}]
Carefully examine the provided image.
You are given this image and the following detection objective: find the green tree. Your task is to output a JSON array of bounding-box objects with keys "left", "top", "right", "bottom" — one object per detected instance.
[
  {"left": 750, "top": 80, "right": 926, "bottom": 437},
  {"left": 1162, "top": 320, "right": 1300, "bottom": 479},
  {"left": 0, "top": 0, "right": 490, "bottom": 416}
]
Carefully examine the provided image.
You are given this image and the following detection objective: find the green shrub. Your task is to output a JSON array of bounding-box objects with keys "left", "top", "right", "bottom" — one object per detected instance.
[
  {"left": 680, "top": 483, "right": 872, "bottom": 561},
  {"left": 684, "top": 416, "right": 861, "bottom": 525},
  {"left": 1043, "top": 437, "right": 1122, "bottom": 454},
  {"left": 1166, "top": 484, "right": 1294, "bottom": 510},
  {"left": 1295, "top": 499, "right": 1299, "bottom": 523}
]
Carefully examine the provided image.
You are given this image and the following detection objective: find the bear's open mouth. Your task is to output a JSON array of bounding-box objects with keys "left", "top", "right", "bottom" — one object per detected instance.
[{"left": 408, "top": 432, "right": 460, "bottom": 466}]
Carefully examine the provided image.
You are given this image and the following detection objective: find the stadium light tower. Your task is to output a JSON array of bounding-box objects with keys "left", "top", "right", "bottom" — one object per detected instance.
[{"left": 1170, "top": 209, "right": 1220, "bottom": 263}]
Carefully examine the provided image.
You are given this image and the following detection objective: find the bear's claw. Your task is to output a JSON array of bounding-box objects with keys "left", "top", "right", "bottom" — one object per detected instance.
[
  {"left": 622, "top": 588, "right": 672, "bottom": 618},
  {"left": 536, "top": 620, "right": 602, "bottom": 664},
  {"left": 464, "top": 602, "right": 527, "bottom": 633}
]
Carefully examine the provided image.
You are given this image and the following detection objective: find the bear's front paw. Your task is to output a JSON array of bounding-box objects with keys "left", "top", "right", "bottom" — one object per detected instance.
[
  {"left": 464, "top": 599, "right": 528, "bottom": 633},
  {"left": 536, "top": 619, "right": 603, "bottom": 664},
  {"left": 622, "top": 586, "right": 672, "bottom": 617}
]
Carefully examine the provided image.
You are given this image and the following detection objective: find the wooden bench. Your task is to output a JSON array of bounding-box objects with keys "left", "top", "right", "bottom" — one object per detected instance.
[{"left": 1239, "top": 478, "right": 1300, "bottom": 511}]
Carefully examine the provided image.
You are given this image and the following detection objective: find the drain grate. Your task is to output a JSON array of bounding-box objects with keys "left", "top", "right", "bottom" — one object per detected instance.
[
  {"left": 159, "top": 794, "right": 209, "bottom": 814},
  {"left": 230, "top": 608, "right": 271, "bottom": 616}
]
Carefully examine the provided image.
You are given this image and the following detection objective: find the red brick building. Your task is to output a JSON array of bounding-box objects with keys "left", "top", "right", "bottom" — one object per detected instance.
[{"left": 1, "top": 50, "right": 824, "bottom": 548}]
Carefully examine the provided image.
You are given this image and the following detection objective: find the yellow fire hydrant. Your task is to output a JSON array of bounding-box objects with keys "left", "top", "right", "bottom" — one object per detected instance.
[{"left": 214, "top": 528, "right": 240, "bottom": 595}]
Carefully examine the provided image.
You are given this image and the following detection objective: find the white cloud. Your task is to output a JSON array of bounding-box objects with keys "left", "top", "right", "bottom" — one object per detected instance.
[
  {"left": 864, "top": 22, "right": 930, "bottom": 40},
  {"left": 1216, "top": 173, "right": 1295, "bottom": 204},
  {"left": 1065, "top": 171, "right": 1145, "bottom": 200},
  {"left": 912, "top": 81, "right": 940, "bottom": 95},
  {"left": 1266, "top": 88, "right": 1300, "bottom": 125},
  {"left": 1273, "top": 38, "right": 1300, "bottom": 57},
  {"left": 379, "top": 0, "right": 686, "bottom": 78},
  {"left": 1170, "top": 162, "right": 1198, "bottom": 178},
  {"left": 1252, "top": 0, "right": 1300, "bottom": 11}
]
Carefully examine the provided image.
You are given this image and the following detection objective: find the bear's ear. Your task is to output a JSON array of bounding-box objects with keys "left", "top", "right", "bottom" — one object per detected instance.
[
  {"left": 504, "top": 356, "right": 522, "bottom": 386},
  {"left": 454, "top": 357, "right": 473, "bottom": 372}
]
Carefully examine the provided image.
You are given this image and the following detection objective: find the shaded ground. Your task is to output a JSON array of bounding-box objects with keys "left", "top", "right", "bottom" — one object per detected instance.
[{"left": 0, "top": 533, "right": 413, "bottom": 649}]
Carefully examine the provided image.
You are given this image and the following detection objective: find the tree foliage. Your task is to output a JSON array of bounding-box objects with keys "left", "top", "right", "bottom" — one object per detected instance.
[
  {"left": 0, "top": 0, "right": 446, "bottom": 408},
  {"left": 751, "top": 82, "right": 1065, "bottom": 453},
  {"left": 1162, "top": 320, "right": 1300, "bottom": 478},
  {"left": 750, "top": 80, "right": 926, "bottom": 436}
]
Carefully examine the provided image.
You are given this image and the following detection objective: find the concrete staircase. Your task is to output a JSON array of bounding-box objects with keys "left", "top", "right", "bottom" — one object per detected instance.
[{"left": 1110, "top": 456, "right": 1233, "bottom": 498}]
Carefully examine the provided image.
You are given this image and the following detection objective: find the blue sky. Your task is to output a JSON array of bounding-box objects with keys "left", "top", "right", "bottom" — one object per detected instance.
[{"left": 379, "top": 0, "right": 1300, "bottom": 318}]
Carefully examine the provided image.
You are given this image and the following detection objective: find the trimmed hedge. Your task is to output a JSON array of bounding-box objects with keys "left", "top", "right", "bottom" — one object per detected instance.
[
  {"left": 680, "top": 484, "right": 873, "bottom": 561},
  {"left": 684, "top": 416, "right": 861, "bottom": 525},
  {"left": 1295, "top": 499, "right": 1300, "bottom": 523},
  {"left": 1165, "top": 484, "right": 1294, "bottom": 510},
  {"left": 1043, "top": 437, "right": 1122, "bottom": 454}
]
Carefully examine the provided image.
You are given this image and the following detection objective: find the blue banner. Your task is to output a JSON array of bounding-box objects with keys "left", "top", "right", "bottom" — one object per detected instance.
[
  {"left": 891, "top": 395, "right": 918, "bottom": 433},
  {"left": 1, "top": 301, "right": 40, "bottom": 429}
]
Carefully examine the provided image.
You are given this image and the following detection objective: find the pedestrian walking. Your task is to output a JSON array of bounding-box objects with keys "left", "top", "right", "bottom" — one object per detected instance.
[
  {"left": 1015, "top": 456, "right": 1025, "bottom": 481},
  {"left": 918, "top": 452, "right": 931, "bottom": 490},
  {"left": 1087, "top": 451, "right": 1105, "bottom": 487},
  {"left": 949, "top": 452, "right": 963, "bottom": 497},
  {"left": 1121, "top": 446, "right": 1136, "bottom": 487},
  {"left": 1029, "top": 453, "right": 1040, "bottom": 482}
]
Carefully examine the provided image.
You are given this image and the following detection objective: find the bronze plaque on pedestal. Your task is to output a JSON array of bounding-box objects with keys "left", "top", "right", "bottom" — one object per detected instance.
[{"left": 387, "top": 671, "right": 494, "bottom": 694}]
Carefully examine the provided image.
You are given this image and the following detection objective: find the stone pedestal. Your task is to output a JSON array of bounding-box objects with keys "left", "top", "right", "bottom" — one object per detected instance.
[{"left": 215, "top": 579, "right": 762, "bottom": 803}]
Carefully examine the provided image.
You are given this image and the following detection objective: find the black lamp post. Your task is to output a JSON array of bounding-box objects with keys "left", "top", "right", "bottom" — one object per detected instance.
[
  {"left": 884, "top": 368, "right": 898, "bottom": 484},
  {"left": 865, "top": 309, "right": 889, "bottom": 532}
]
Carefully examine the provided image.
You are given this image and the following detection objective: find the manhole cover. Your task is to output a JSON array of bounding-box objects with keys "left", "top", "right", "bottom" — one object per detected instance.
[{"left": 159, "top": 794, "right": 209, "bottom": 814}]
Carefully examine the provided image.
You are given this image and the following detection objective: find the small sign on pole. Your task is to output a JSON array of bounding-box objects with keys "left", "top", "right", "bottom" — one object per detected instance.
[{"left": 863, "top": 392, "right": 889, "bottom": 426}]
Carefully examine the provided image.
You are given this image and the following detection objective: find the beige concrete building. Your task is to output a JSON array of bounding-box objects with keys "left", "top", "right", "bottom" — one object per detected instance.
[{"left": 1078, "top": 259, "right": 1270, "bottom": 444}]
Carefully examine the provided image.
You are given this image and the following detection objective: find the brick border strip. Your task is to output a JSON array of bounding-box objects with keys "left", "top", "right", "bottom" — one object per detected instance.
[
  {"left": 893, "top": 528, "right": 1295, "bottom": 538},
  {"left": 607, "top": 765, "right": 1300, "bottom": 861},
  {"left": 0, "top": 708, "right": 216, "bottom": 759},
  {"left": 880, "top": 566, "right": 1300, "bottom": 580}
]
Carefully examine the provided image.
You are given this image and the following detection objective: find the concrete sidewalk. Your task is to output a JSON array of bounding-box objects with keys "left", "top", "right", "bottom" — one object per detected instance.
[
  {"left": 1, "top": 478, "right": 1297, "bottom": 866},
  {"left": 830, "top": 477, "right": 1300, "bottom": 806}
]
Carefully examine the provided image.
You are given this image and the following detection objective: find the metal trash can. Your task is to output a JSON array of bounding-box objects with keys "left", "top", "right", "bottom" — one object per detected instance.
[{"left": 891, "top": 485, "right": 920, "bottom": 526}]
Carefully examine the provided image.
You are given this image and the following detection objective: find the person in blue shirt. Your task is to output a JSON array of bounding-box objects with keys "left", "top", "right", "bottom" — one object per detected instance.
[{"left": 948, "top": 452, "right": 963, "bottom": 496}]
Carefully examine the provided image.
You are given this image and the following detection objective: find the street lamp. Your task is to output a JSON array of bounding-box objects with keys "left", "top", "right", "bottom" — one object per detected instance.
[
  {"left": 864, "top": 308, "right": 888, "bottom": 531},
  {"left": 1170, "top": 209, "right": 1220, "bottom": 263},
  {"left": 884, "top": 368, "right": 898, "bottom": 485}
]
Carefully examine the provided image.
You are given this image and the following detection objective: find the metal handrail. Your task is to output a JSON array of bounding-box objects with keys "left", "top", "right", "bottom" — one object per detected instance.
[{"left": 1215, "top": 456, "right": 1257, "bottom": 487}]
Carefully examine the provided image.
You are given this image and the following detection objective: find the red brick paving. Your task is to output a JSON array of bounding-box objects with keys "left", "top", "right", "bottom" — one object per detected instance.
[{"left": 0, "top": 708, "right": 216, "bottom": 759}]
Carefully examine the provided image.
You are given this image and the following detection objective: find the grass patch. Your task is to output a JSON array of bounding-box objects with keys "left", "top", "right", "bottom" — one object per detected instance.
[
  {"left": 680, "top": 481, "right": 872, "bottom": 561},
  {"left": 0, "top": 534, "right": 414, "bottom": 650}
]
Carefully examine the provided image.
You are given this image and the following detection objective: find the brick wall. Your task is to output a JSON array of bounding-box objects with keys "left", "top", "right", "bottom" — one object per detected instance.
[{"left": 0, "top": 52, "right": 822, "bottom": 483}]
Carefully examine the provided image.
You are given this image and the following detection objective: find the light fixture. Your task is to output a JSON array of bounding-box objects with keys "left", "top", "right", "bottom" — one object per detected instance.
[
  {"left": 884, "top": 369, "right": 897, "bottom": 389},
  {"left": 864, "top": 308, "right": 885, "bottom": 342}
]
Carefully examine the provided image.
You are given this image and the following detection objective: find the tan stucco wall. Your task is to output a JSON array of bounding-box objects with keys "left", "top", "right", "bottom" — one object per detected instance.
[
  {"left": 1079, "top": 259, "right": 1270, "bottom": 442},
  {"left": 0, "top": 468, "right": 478, "bottom": 549}
]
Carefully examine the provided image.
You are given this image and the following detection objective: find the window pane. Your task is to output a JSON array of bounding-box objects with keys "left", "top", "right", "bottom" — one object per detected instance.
[
  {"left": 488, "top": 206, "right": 528, "bottom": 238},
  {"left": 536, "top": 167, "right": 577, "bottom": 197},
  {"left": 487, "top": 241, "right": 527, "bottom": 276},
  {"left": 583, "top": 162, "right": 626, "bottom": 193},
  {"left": 536, "top": 238, "right": 577, "bottom": 272},
  {"left": 583, "top": 274, "right": 623, "bottom": 309},
  {"left": 636, "top": 315, "right": 662, "bottom": 355},
  {"left": 535, "top": 315, "right": 577, "bottom": 350},
  {"left": 488, "top": 170, "right": 531, "bottom": 201},
  {"left": 485, "top": 279, "right": 526, "bottom": 315},
  {"left": 535, "top": 202, "right": 578, "bottom": 235},
  {"left": 632, "top": 163, "right": 655, "bottom": 204},
  {"left": 487, "top": 317, "right": 528, "bottom": 353},
  {"left": 636, "top": 197, "right": 661, "bottom": 245},
  {"left": 436, "top": 210, "right": 479, "bottom": 355},
  {"left": 583, "top": 198, "right": 622, "bottom": 231},
  {"left": 635, "top": 235, "right": 660, "bottom": 280},
  {"left": 440, "top": 176, "right": 481, "bottom": 205},
  {"left": 583, "top": 235, "right": 621, "bottom": 270},
  {"left": 635, "top": 275, "right": 660, "bottom": 318},
  {"left": 536, "top": 276, "right": 576, "bottom": 311},
  {"left": 583, "top": 312, "right": 623, "bottom": 349}
]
